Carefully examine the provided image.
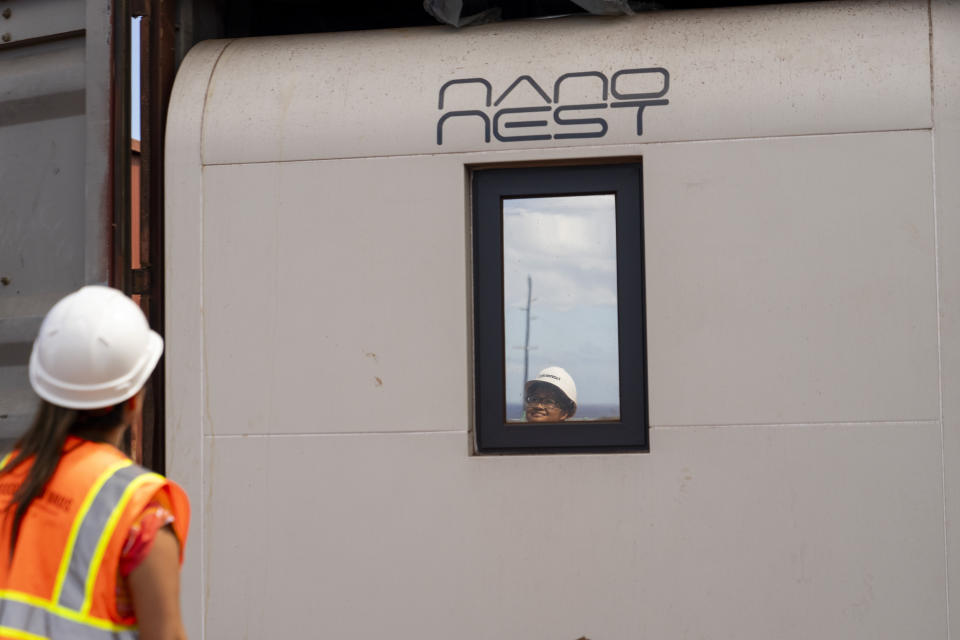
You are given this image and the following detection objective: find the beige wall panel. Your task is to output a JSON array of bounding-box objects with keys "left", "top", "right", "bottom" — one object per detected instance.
[
  {"left": 931, "top": 0, "right": 960, "bottom": 630},
  {"left": 202, "top": 157, "right": 469, "bottom": 436},
  {"left": 644, "top": 130, "right": 939, "bottom": 426},
  {"left": 166, "top": 7, "right": 952, "bottom": 639},
  {"left": 165, "top": 39, "right": 234, "bottom": 638},
  {"left": 201, "top": 129, "right": 938, "bottom": 437},
  {"left": 204, "top": 424, "right": 945, "bottom": 640},
  {"left": 199, "top": 0, "right": 929, "bottom": 165}
]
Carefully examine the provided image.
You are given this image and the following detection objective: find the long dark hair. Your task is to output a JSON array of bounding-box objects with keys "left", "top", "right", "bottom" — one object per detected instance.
[{"left": 1, "top": 400, "right": 125, "bottom": 557}]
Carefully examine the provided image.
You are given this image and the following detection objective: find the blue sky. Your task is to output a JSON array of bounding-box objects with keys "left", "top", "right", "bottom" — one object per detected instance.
[{"left": 132, "top": 17, "right": 141, "bottom": 140}]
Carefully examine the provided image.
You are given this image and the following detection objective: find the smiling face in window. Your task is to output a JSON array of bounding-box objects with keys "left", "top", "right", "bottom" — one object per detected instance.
[{"left": 524, "top": 367, "right": 577, "bottom": 422}]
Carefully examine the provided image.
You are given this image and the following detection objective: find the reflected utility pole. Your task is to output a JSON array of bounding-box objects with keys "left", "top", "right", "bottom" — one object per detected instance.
[{"left": 519, "top": 275, "right": 534, "bottom": 406}]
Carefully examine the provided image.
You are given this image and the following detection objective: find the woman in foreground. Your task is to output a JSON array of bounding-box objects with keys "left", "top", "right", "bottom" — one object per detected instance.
[{"left": 0, "top": 286, "right": 189, "bottom": 640}]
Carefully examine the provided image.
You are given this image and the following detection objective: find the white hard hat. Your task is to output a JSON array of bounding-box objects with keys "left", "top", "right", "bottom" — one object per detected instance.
[
  {"left": 29, "top": 285, "right": 164, "bottom": 410},
  {"left": 525, "top": 366, "right": 577, "bottom": 408}
]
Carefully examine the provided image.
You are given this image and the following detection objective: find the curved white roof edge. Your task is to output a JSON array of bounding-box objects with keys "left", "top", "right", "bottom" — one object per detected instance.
[{"left": 168, "top": 0, "right": 930, "bottom": 168}]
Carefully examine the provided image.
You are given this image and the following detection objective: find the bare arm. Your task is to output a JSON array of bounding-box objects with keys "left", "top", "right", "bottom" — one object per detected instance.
[{"left": 128, "top": 526, "right": 187, "bottom": 640}]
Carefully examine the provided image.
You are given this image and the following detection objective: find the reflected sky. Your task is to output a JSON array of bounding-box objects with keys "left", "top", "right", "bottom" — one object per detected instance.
[{"left": 503, "top": 195, "right": 620, "bottom": 409}]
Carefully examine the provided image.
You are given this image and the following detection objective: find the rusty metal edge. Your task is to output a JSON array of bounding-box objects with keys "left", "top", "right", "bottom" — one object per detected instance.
[
  {"left": 111, "top": 0, "right": 133, "bottom": 456},
  {"left": 138, "top": 0, "right": 176, "bottom": 474},
  {"left": 0, "top": 28, "right": 87, "bottom": 51}
]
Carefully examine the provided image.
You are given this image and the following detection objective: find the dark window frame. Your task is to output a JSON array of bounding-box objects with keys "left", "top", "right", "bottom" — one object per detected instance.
[{"left": 472, "top": 162, "right": 649, "bottom": 454}]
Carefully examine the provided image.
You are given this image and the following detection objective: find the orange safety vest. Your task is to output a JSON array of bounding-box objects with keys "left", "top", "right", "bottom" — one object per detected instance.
[{"left": 0, "top": 436, "right": 189, "bottom": 640}]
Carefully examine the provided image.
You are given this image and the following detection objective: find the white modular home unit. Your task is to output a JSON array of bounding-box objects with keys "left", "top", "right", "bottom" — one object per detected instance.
[{"left": 166, "top": 1, "right": 960, "bottom": 637}]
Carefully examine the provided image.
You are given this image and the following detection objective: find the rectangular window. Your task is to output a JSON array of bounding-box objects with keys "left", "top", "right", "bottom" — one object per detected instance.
[{"left": 472, "top": 163, "right": 648, "bottom": 453}]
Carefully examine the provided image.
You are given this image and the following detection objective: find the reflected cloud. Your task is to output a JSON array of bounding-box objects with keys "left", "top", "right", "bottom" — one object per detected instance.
[{"left": 503, "top": 195, "right": 617, "bottom": 311}]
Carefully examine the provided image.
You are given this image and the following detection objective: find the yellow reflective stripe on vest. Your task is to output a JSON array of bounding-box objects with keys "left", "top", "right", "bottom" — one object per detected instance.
[
  {"left": 0, "top": 591, "right": 137, "bottom": 639},
  {"left": 0, "top": 453, "right": 13, "bottom": 471},
  {"left": 0, "top": 457, "right": 156, "bottom": 638},
  {"left": 54, "top": 462, "right": 158, "bottom": 615},
  {"left": 81, "top": 472, "right": 162, "bottom": 615},
  {"left": 0, "top": 625, "right": 47, "bottom": 640},
  {"left": 51, "top": 460, "right": 132, "bottom": 608}
]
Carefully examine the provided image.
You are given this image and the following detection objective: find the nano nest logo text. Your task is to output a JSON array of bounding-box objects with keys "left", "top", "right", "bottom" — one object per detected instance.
[{"left": 436, "top": 67, "right": 670, "bottom": 145}]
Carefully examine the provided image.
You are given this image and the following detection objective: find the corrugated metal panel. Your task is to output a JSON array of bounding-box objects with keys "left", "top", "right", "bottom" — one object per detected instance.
[
  {"left": 0, "top": 0, "right": 114, "bottom": 447},
  {"left": 0, "top": 0, "right": 83, "bottom": 43}
]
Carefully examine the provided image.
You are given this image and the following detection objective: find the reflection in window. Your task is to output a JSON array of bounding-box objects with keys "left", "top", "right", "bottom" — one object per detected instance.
[
  {"left": 521, "top": 366, "right": 578, "bottom": 422},
  {"left": 502, "top": 195, "right": 621, "bottom": 422},
  {"left": 472, "top": 162, "right": 647, "bottom": 453}
]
